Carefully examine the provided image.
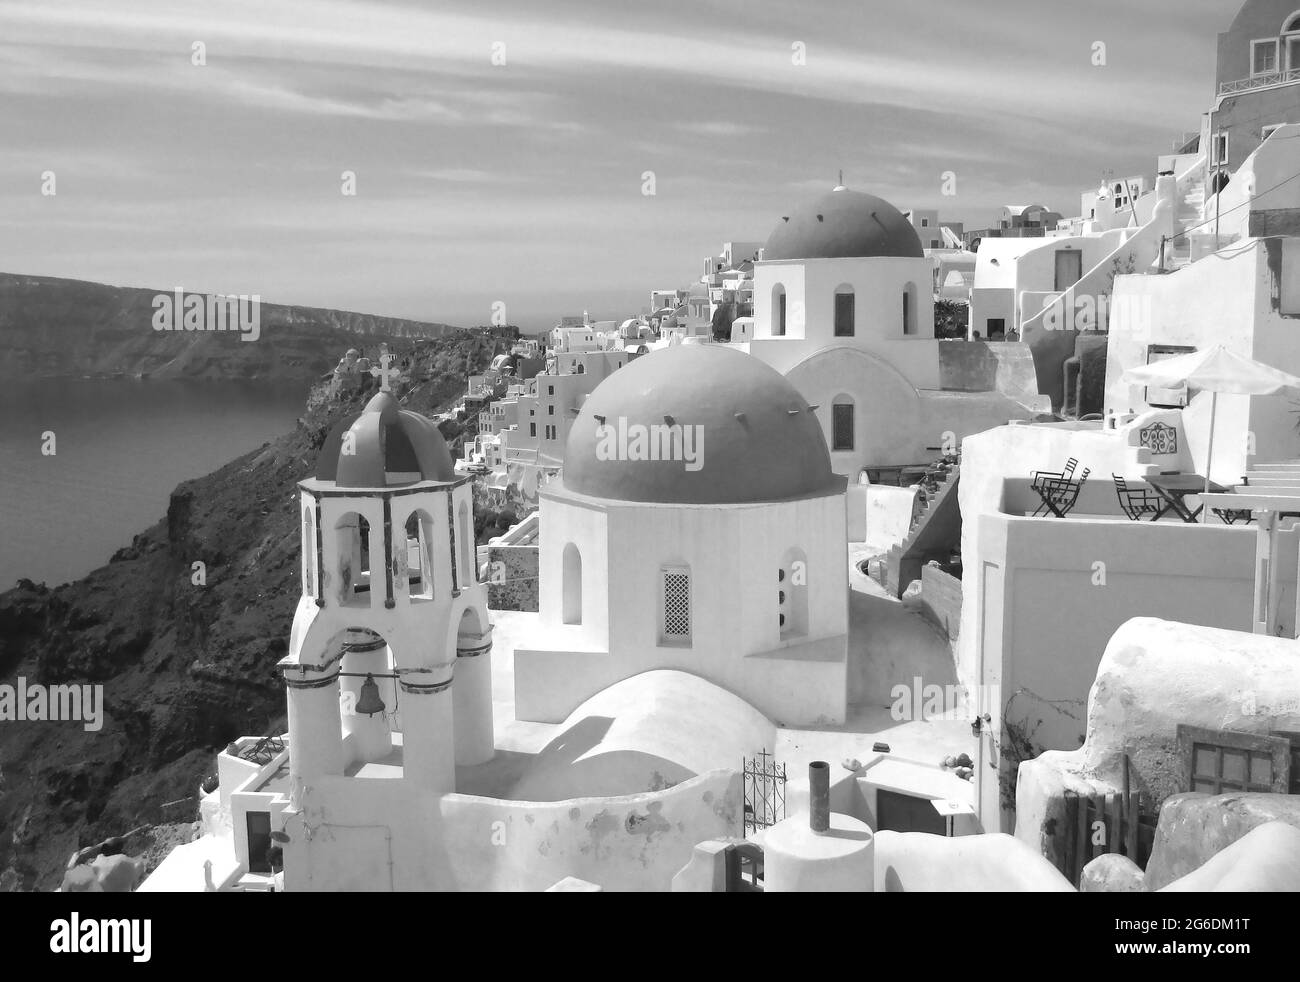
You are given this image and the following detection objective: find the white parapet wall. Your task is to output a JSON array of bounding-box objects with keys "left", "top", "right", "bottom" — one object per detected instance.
[
  {"left": 848, "top": 482, "right": 921, "bottom": 550},
  {"left": 281, "top": 768, "right": 743, "bottom": 892}
]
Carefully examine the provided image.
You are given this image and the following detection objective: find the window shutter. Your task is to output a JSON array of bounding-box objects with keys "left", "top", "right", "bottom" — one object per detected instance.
[{"left": 662, "top": 566, "right": 691, "bottom": 640}]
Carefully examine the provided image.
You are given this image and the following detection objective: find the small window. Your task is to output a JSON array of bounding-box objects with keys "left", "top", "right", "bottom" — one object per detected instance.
[
  {"left": 1178, "top": 725, "right": 1290, "bottom": 794},
  {"left": 921, "top": 218, "right": 929, "bottom": 227},
  {"left": 773, "top": 286, "right": 787, "bottom": 336},
  {"left": 548, "top": 405, "right": 554, "bottom": 415},
  {"left": 1212, "top": 132, "right": 1229, "bottom": 166},
  {"left": 1252, "top": 38, "right": 1279, "bottom": 75},
  {"left": 548, "top": 384, "right": 555, "bottom": 395},
  {"left": 1144, "top": 344, "right": 1197, "bottom": 408},
  {"left": 834, "top": 292, "right": 855, "bottom": 337},
  {"left": 661, "top": 566, "right": 691, "bottom": 643},
  {"left": 832, "top": 402, "right": 854, "bottom": 451},
  {"left": 987, "top": 318, "right": 1006, "bottom": 336},
  {"left": 246, "top": 811, "right": 273, "bottom": 874},
  {"left": 529, "top": 422, "right": 536, "bottom": 437}
]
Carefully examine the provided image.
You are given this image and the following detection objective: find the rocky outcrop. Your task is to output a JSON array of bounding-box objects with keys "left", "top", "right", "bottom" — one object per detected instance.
[
  {"left": 1158, "top": 822, "right": 1300, "bottom": 891},
  {"left": 1079, "top": 853, "right": 1143, "bottom": 892},
  {"left": 1144, "top": 792, "right": 1300, "bottom": 891}
]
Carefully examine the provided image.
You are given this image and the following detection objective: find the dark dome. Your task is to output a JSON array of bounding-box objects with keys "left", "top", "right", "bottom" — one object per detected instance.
[
  {"left": 763, "top": 187, "right": 924, "bottom": 261},
  {"left": 562, "top": 345, "right": 843, "bottom": 505},
  {"left": 316, "top": 391, "right": 456, "bottom": 487}
]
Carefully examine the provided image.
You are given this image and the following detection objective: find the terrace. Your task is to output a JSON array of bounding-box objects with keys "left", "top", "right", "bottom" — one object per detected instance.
[{"left": 959, "top": 414, "right": 1300, "bottom": 779}]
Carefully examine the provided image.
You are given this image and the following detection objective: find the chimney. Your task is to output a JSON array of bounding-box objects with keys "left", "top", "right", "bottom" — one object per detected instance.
[{"left": 809, "top": 761, "right": 830, "bottom": 833}]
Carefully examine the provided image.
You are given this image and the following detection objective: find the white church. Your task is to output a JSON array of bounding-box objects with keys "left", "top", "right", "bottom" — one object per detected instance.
[
  {"left": 734, "top": 185, "right": 1046, "bottom": 476},
  {"left": 514, "top": 343, "right": 851, "bottom": 727}
]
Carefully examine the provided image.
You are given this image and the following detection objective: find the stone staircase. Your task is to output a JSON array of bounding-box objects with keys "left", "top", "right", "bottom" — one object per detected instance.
[
  {"left": 883, "top": 455, "right": 962, "bottom": 598},
  {"left": 1168, "top": 170, "right": 1205, "bottom": 269}
]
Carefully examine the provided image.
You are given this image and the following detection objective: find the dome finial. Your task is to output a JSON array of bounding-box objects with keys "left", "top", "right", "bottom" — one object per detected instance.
[
  {"left": 369, "top": 342, "right": 399, "bottom": 392},
  {"left": 833, "top": 169, "right": 846, "bottom": 192}
]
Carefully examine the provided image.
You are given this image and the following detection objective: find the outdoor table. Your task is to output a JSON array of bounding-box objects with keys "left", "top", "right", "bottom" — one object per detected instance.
[
  {"left": 931, "top": 799, "right": 976, "bottom": 838},
  {"left": 1146, "top": 475, "right": 1229, "bottom": 523}
]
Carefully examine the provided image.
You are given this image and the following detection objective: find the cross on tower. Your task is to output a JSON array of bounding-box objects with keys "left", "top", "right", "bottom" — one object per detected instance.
[{"left": 370, "top": 344, "right": 399, "bottom": 392}]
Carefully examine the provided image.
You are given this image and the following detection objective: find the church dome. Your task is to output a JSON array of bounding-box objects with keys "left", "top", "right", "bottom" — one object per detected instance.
[
  {"left": 316, "top": 391, "right": 456, "bottom": 487},
  {"left": 562, "top": 345, "right": 842, "bottom": 505},
  {"left": 763, "top": 186, "right": 924, "bottom": 261}
]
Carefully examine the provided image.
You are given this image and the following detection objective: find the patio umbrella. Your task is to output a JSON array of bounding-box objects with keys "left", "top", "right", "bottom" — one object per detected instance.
[{"left": 1121, "top": 345, "right": 1300, "bottom": 492}]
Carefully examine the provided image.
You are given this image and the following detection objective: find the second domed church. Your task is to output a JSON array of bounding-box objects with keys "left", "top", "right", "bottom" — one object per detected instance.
[{"left": 738, "top": 185, "right": 1043, "bottom": 478}]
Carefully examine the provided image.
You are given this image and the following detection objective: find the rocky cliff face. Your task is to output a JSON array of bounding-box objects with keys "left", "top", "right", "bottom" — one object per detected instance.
[
  {"left": 0, "top": 333, "right": 509, "bottom": 890},
  {"left": 0, "top": 272, "right": 460, "bottom": 381}
]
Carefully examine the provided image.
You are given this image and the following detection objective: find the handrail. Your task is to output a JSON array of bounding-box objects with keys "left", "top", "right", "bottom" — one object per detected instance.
[{"left": 1219, "top": 69, "right": 1300, "bottom": 95}]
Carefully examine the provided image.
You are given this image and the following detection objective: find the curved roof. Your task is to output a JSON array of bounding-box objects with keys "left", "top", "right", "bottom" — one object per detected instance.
[
  {"left": 763, "top": 186, "right": 924, "bottom": 261},
  {"left": 315, "top": 390, "right": 456, "bottom": 487},
  {"left": 561, "top": 344, "right": 842, "bottom": 505},
  {"left": 509, "top": 670, "right": 776, "bottom": 802}
]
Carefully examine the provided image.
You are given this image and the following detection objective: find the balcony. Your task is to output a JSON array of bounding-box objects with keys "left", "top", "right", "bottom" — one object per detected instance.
[{"left": 1219, "top": 68, "right": 1300, "bottom": 96}]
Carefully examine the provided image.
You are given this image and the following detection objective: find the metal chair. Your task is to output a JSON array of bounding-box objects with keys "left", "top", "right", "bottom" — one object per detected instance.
[
  {"left": 1212, "top": 506, "right": 1255, "bottom": 526},
  {"left": 1033, "top": 468, "right": 1090, "bottom": 518},
  {"left": 1032, "top": 457, "right": 1078, "bottom": 494},
  {"left": 1112, "top": 474, "right": 1162, "bottom": 521}
]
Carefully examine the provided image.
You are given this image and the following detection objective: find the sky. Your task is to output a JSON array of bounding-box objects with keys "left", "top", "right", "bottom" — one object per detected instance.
[{"left": 0, "top": 0, "right": 1235, "bottom": 331}]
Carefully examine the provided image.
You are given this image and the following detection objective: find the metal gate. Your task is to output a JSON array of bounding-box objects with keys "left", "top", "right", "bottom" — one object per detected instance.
[{"left": 742, "top": 749, "right": 786, "bottom": 835}]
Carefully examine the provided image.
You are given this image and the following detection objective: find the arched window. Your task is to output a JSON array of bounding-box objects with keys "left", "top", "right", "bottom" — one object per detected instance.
[
  {"left": 778, "top": 547, "right": 809, "bottom": 639},
  {"left": 1285, "top": 13, "right": 1300, "bottom": 71},
  {"left": 902, "top": 282, "right": 917, "bottom": 335},
  {"left": 660, "top": 564, "right": 691, "bottom": 645},
  {"left": 833, "top": 285, "right": 855, "bottom": 337},
  {"left": 405, "top": 510, "right": 434, "bottom": 600},
  {"left": 335, "top": 512, "right": 371, "bottom": 606},
  {"left": 831, "top": 394, "right": 855, "bottom": 452},
  {"left": 458, "top": 501, "right": 473, "bottom": 585},
  {"left": 772, "top": 284, "right": 787, "bottom": 337},
  {"left": 562, "top": 543, "right": 582, "bottom": 625},
  {"left": 302, "top": 507, "right": 315, "bottom": 597}
]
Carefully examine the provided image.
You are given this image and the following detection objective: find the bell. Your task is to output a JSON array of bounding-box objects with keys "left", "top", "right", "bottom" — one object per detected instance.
[{"left": 356, "top": 674, "right": 386, "bottom": 717}]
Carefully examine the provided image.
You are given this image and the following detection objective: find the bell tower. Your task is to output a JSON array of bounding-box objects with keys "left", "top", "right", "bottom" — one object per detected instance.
[{"left": 280, "top": 364, "right": 494, "bottom": 809}]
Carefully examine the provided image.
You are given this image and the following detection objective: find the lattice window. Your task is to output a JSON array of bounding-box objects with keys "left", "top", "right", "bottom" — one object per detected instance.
[
  {"left": 1177, "top": 724, "right": 1290, "bottom": 795},
  {"left": 662, "top": 566, "right": 691, "bottom": 642}
]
